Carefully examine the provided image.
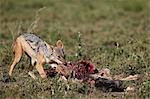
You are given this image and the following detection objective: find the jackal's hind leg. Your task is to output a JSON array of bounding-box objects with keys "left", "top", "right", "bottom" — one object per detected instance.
[{"left": 9, "top": 39, "right": 23, "bottom": 76}]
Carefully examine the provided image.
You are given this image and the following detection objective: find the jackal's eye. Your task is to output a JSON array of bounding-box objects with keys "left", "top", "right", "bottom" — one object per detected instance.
[
  {"left": 58, "top": 56, "right": 61, "bottom": 58},
  {"left": 51, "top": 53, "right": 53, "bottom": 55}
]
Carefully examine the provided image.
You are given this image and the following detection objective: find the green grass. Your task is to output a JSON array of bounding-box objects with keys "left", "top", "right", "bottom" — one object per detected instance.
[{"left": 0, "top": 0, "right": 150, "bottom": 98}]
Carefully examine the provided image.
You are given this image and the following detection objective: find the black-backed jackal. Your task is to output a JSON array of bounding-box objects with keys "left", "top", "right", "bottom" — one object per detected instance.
[{"left": 9, "top": 33, "right": 66, "bottom": 78}]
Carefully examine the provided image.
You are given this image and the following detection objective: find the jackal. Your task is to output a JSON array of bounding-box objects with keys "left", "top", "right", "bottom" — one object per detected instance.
[{"left": 9, "top": 33, "right": 65, "bottom": 78}]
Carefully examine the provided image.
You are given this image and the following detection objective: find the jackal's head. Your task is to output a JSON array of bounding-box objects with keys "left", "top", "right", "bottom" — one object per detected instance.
[{"left": 51, "top": 40, "right": 66, "bottom": 64}]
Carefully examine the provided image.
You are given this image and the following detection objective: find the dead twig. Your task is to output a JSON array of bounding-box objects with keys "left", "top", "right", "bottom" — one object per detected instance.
[{"left": 27, "top": 7, "right": 46, "bottom": 33}]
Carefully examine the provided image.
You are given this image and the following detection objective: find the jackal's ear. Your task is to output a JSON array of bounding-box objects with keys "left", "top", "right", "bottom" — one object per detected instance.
[{"left": 56, "top": 40, "right": 64, "bottom": 48}]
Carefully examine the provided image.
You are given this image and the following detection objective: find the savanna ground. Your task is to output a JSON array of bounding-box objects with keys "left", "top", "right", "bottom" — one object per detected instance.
[{"left": 0, "top": 0, "right": 150, "bottom": 98}]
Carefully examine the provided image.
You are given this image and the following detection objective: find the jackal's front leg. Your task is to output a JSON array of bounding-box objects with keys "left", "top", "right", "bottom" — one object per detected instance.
[{"left": 36, "top": 52, "right": 47, "bottom": 78}]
